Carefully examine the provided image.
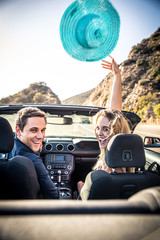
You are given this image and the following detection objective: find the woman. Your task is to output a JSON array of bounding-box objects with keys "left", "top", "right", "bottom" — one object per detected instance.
[
  {"left": 77, "top": 56, "right": 131, "bottom": 193},
  {"left": 93, "top": 109, "right": 130, "bottom": 172}
]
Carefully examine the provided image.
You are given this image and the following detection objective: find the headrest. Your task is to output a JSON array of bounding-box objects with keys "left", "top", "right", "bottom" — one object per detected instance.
[
  {"left": 0, "top": 117, "right": 14, "bottom": 153},
  {"left": 105, "top": 134, "right": 146, "bottom": 168}
]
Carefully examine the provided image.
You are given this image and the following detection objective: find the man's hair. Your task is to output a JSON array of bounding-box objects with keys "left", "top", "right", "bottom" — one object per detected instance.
[{"left": 15, "top": 107, "right": 47, "bottom": 131}]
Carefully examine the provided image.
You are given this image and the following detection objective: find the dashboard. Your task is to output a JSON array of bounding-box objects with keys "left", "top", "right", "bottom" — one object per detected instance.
[{"left": 42, "top": 139, "right": 100, "bottom": 199}]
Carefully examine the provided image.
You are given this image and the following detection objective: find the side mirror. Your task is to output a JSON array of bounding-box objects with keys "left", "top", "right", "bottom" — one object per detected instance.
[{"left": 144, "top": 136, "right": 160, "bottom": 147}]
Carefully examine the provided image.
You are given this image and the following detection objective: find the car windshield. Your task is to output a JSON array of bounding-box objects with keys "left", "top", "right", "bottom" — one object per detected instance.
[
  {"left": 1, "top": 113, "right": 96, "bottom": 139},
  {"left": 46, "top": 114, "right": 95, "bottom": 139}
]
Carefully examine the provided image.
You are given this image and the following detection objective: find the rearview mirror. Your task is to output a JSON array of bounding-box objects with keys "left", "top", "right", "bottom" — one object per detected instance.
[{"left": 63, "top": 117, "right": 73, "bottom": 125}]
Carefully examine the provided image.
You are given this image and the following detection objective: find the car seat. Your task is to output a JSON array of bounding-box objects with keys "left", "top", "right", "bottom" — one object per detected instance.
[
  {"left": 81, "top": 134, "right": 160, "bottom": 200},
  {"left": 0, "top": 116, "right": 42, "bottom": 199}
]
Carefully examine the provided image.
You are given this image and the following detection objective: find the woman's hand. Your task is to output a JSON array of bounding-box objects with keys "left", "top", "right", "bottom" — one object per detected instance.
[
  {"left": 101, "top": 55, "right": 122, "bottom": 111},
  {"left": 101, "top": 55, "right": 120, "bottom": 75},
  {"left": 77, "top": 181, "right": 84, "bottom": 193}
]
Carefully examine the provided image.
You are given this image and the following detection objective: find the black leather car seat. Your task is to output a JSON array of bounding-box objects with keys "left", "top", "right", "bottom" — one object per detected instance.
[
  {"left": 0, "top": 116, "right": 41, "bottom": 199},
  {"left": 81, "top": 134, "right": 160, "bottom": 200}
]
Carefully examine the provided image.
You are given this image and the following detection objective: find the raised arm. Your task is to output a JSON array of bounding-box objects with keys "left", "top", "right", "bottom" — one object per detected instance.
[{"left": 101, "top": 55, "right": 122, "bottom": 111}]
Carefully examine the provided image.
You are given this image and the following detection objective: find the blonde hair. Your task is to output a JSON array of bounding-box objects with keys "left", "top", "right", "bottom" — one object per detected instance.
[{"left": 93, "top": 109, "right": 131, "bottom": 171}]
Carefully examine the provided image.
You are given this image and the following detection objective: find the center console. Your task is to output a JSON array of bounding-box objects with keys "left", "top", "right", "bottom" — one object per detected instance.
[{"left": 44, "top": 154, "right": 74, "bottom": 199}]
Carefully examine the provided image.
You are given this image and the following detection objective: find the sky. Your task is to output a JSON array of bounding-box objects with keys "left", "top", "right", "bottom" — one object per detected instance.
[{"left": 0, "top": 0, "right": 160, "bottom": 101}]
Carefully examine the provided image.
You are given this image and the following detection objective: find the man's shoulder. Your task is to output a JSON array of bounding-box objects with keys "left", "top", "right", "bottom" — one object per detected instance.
[{"left": 14, "top": 137, "right": 42, "bottom": 162}]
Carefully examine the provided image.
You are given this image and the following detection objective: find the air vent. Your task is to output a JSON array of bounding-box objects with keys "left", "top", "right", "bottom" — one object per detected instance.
[
  {"left": 67, "top": 144, "right": 75, "bottom": 152},
  {"left": 56, "top": 144, "right": 64, "bottom": 151},
  {"left": 45, "top": 143, "right": 53, "bottom": 151}
]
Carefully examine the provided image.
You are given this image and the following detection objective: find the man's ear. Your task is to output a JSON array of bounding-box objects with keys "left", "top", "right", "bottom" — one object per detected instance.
[{"left": 15, "top": 125, "right": 21, "bottom": 138}]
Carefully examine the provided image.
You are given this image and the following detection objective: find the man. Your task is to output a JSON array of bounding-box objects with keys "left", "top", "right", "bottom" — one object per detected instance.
[{"left": 8, "top": 107, "right": 59, "bottom": 199}]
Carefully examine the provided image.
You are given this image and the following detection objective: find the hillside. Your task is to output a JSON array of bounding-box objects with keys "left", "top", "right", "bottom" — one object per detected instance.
[
  {"left": 62, "top": 89, "right": 94, "bottom": 105},
  {"left": 65, "top": 28, "right": 160, "bottom": 122},
  {"left": 0, "top": 82, "right": 61, "bottom": 105}
]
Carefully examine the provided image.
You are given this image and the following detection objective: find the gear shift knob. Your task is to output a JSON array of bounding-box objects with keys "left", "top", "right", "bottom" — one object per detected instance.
[{"left": 57, "top": 170, "right": 62, "bottom": 183}]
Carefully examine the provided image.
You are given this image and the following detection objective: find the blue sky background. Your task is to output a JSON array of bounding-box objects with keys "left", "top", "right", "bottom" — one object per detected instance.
[{"left": 0, "top": 0, "right": 160, "bottom": 101}]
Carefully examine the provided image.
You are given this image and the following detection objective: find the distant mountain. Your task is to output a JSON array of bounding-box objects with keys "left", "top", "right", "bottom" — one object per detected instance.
[
  {"left": 63, "top": 28, "right": 160, "bottom": 122},
  {"left": 62, "top": 89, "right": 94, "bottom": 105},
  {"left": 0, "top": 82, "right": 61, "bottom": 105}
]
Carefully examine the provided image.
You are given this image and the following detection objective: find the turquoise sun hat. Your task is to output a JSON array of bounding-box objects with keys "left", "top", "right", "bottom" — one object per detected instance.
[{"left": 60, "top": 0, "right": 120, "bottom": 62}]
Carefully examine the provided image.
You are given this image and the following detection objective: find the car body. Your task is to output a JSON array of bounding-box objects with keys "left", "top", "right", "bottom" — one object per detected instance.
[
  {"left": 82, "top": 117, "right": 90, "bottom": 124},
  {"left": 0, "top": 104, "right": 160, "bottom": 240}
]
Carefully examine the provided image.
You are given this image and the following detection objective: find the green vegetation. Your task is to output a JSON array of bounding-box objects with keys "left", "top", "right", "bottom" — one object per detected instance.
[
  {"left": 150, "top": 28, "right": 160, "bottom": 40},
  {"left": 136, "top": 93, "right": 159, "bottom": 121},
  {"left": 139, "top": 79, "right": 150, "bottom": 86},
  {"left": 149, "top": 64, "right": 160, "bottom": 90},
  {"left": 154, "top": 104, "right": 160, "bottom": 119},
  {"left": 149, "top": 65, "right": 160, "bottom": 78},
  {"left": 123, "top": 59, "right": 136, "bottom": 66},
  {"left": 131, "top": 44, "right": 152, "bottom": 55},
  {"left": 131, "top": 45, "right": 141, "bottom": 54},
  {"left": 136, "top": 59, "right": 146, "bottom": 67},
  {"left": 152, "top": 44, "right": 160, "bottom": 51}
]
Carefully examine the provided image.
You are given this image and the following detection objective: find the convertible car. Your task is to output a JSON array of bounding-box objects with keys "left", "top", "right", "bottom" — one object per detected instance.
[{"left": 0, "top": 104, "right": 160, "bottom": 240}]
